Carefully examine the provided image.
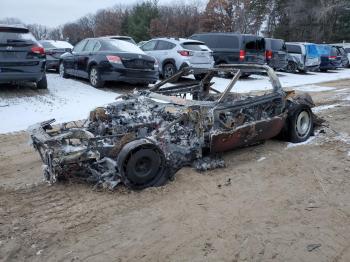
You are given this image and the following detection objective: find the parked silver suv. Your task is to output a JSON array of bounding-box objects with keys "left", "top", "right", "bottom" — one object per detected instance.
[{"left": 140, "top": 38, "right": 214, "bottom": 79}]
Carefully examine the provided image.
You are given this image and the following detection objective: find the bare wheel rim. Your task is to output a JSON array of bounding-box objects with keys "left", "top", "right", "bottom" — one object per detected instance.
[
  {"left": 296, "top": 110, "right": 311, "bottom": 138},
  {"left": 59, "top": 63, "right": 65, "bottom": 77},
  {"left": 164, "top": 65, "right": 175, "bottom": 78},
  {"left": 90, "top": 68, "right": 98, "bottom": 86}
]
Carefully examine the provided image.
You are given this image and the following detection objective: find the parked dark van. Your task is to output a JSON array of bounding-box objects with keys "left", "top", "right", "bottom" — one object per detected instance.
[
  {"left": 190, "top": 33, "right": 266, "bottom": 65},
  {"left": 333, "top": 45, "right": 349, "bottom": 68},
  {"left": 264, "top": 38, "right": 288, "bottom": 70},
  {"left": 0, "top": 24, "right": 47, "bottom": 88},
  {"left": 316, "top": 44, "right": 342, "bottom": 72}
]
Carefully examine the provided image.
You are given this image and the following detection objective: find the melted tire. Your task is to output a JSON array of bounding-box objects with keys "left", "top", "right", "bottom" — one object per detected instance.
[{"left": 117, "top": 139, "right": 169, "bottom": 190}]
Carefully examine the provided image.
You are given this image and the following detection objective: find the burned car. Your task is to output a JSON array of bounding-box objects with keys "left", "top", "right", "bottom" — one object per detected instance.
[{"left": 29, "top": 64, "right": 316, "bottom": 190}]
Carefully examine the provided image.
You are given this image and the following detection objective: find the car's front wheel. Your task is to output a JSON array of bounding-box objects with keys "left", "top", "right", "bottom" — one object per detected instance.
[
  {"left": 36, "top": 74, "right": 47, "bottom": 89},
  {"left": 286, "top": 61, "right": 297, "bottom": 73},
  {"left": 89, "top": 66, "right": 105, "bottom": 88},
  {"left": 59, "top": 62, "right": 69, "bottom": 78},
  {"left": 287, "top": 105, "right": 313, "bottom": 143}
]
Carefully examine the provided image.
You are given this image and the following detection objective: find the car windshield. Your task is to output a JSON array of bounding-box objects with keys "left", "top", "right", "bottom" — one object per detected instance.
[
  {"left": 316, "top": 45, "right": 331, "bottom": 56},
  {"left": 0, "top": 27, "right": 37, "bottom": 44},
  {"left": 104, "top": 39, "right": 145, "bottom": 54},
  {"left": 181, "top": 42, "right": 210, "bottom": 51},
  {"left": 306, "top": 44, "right": 318, "bottom": 58},
  {"left": 271, "top": 40, "right": 286, "bottom": 51}
]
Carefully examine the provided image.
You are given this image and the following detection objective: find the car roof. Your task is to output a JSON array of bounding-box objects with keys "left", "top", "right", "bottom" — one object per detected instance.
[
  {"left": 0, "top": 24, "right": 28, "bottom": 31},
  {"left": 101, "top": 35, "right": 133, "bottom": 39},
  {"left": 192, "top": 32, "right": 264, "bottom": 38},
  {"left": 150, "top": 37, "right": 205, "bottom": 45}
]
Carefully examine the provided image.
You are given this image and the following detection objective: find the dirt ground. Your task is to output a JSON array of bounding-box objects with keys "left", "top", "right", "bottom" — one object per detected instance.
[{"left": 0, "top": 79, "right": 350, "bottom": 262}]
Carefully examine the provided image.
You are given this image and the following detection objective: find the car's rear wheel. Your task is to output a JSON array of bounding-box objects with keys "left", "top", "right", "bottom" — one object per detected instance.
[
  {"left": 89, "top": 66, "right": 104, "bottom": 88},
  {"left": 163, "top": 63, "right": 176, "bottom": 79},
  {"left": 287, "top": 105, "right": 313, "bottom": 143},
  {"left": 59, "top": 62, "right": 69, "bottom": 78},
  {"left": 117, "top": 139, "right": 169, "bottom": 190},
  {"left": 286, "top": 61, "right": 297, "bottom": 73},
  {"left": 36, "top": 74, "right": 47, "bottom": 89}
]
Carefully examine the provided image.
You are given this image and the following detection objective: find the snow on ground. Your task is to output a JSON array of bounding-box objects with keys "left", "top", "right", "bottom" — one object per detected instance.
[
  {"left": 0, "top": 68, "right": 350, "bottom": 134},
  {"left": 211, "top": 68, "right": 350, "bottom": 93},
  {"left": 0, "top": 74, "right": 118, "bottom": 133}
]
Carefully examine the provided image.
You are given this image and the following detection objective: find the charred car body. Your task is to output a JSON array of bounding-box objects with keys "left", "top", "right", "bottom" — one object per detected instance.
[{"left": 29, "top": 64, "right": 316, "bottom": 190}]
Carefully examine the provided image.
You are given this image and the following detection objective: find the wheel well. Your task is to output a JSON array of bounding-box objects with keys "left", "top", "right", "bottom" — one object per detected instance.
[
  {"left": 162, "top": 59, "right": 176, "bottom": 70},
  {"left": 88, "top": 62, "right": 98, "bottom": 73}
]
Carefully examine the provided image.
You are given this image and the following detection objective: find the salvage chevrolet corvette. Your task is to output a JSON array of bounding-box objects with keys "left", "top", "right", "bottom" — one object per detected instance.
[{"left": 29, "top": 64, "right": 316, "bottom": 190}]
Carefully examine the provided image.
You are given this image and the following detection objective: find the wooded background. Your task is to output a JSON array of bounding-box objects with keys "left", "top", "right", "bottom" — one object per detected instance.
[{"left": 1, "top": 0, "right": 350, "bottom": 44}]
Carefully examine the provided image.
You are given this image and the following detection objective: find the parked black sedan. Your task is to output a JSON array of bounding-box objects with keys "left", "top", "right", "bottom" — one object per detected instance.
[
  {"left": 59, "top": 38, "right": 159, "bottom": 88},
  {"left": 39, "top": 40, "right": 73, "bottom": 72}
]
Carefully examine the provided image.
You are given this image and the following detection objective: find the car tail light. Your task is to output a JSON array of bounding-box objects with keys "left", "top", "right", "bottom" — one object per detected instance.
[
  {"left": 31, "top": 45, "right": 45, "bottom": 55},
  {"left": 106, "top": 55, "right": 122, "bottom": 64},
  {"left": 239, "top": 50, "right": 245, "bottom": 61},
  {"left": 265, "top": 50, "right": 273, "bottom": 60},
  {"left": 329, "top": 56, "right": 337, "bottom": 59},
  {"left": 178, "top": 50, "right": 193, "bottom": 56}
]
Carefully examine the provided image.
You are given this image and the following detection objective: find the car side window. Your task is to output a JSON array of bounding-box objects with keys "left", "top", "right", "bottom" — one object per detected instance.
[
  {"left": 156, "top": 40, "right": 175, "bottom": 50},
  {"left": 83, "top": 40, "right": 97, "bottom": 52},
  {"left": 93, "top": 41, "right": 101, "bottom": 52},
  {"left": 141, "top": 40, "right": 157, "bottom": 51},
  {"left": 73, "top": 40, "right": 87, "bottom": 53}
]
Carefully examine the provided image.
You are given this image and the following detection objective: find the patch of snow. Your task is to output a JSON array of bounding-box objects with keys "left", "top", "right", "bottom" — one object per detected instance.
[
  {"left": 0, "top": 74, "right": 118, "bottom": 133},
  {"left": 292, "top": 85, "right": 335, "bottom": 92},
  {"left": 312, "top": 104, "right": 341, "bottom": 113},
  {"left": 334, "top": 88, "right": 349, "bottom": 92},
  {"left": 335, "top": 132, "right": 350, "bottom": 145},
  {"left": 257, "top": 157, "right": 266, "bottom": 162},
  {"left": 212, "top": 68, "right": 350, "bottom": 93},
  {"left": 286, "top": 136, "right": 316, "bottom": 149}
]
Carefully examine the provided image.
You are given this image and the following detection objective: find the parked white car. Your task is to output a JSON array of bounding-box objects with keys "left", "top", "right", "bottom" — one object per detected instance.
[{"left": 140, "top": 37, "right": 215, "bottom": 80}]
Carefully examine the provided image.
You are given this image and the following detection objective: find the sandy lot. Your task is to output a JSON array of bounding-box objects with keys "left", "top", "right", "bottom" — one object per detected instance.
[{"left": 0, "top": 79, "right": 350, "bottom": 262}]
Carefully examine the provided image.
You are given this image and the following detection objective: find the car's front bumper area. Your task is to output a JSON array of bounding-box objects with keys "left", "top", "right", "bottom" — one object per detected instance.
[{"left": 101, "top": 67, "right": 159, "bottom": 84}]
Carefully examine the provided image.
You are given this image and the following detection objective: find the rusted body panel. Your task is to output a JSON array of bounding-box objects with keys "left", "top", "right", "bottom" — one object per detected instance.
[{"left": 210, "top": 116, "right": 286, "bottom": 153}]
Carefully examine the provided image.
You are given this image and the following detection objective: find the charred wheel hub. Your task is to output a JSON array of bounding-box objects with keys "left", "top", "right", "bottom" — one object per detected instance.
[{"left": 118, "top": 139, "right": 167, "bottom": 189}]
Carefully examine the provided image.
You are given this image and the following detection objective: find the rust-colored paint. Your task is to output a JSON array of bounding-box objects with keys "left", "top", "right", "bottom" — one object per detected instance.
[{"left": 210, "top": 116, "right": 286, "bottom": 153}]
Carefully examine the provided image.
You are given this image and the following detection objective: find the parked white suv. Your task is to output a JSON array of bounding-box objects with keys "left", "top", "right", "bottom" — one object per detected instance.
[{"left": 140, "top": 37, "right": 214, "bottom": 79}]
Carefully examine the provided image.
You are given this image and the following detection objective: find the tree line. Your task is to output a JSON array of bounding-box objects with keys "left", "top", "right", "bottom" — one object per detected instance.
[{"left": 1, "top": 0, "right": 350, "bottom": 44}]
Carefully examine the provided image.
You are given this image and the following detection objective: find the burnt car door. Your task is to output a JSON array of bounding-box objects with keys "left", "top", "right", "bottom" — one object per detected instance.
[{"left": 210, "top": 75, "right": 285, "bottom": 153}]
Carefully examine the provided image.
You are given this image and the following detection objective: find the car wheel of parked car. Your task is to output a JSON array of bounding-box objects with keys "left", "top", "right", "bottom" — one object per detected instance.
[
  {"left": 59, "top": 62, "right": 69, "bottom": 79},
  {"left": 117, "top": 139, "right": 169, "bottom": 190},
  {"left": 163, "top": 63, "right": 176, "bottom": 79},
  {"left": 287, "top": 105, "right": 313, "bottom": 143},
  {"left": 36, "top": 74, "right": 48, "bottom": 89},
  {"left": 320, "top": 69, "right": 328, "bottom": 72},
  {"left": 89, "top": 66, "right": 105, "bottom": 88},
  {"left": 286, "top": 61, "right": 297, "bottom": 73}
]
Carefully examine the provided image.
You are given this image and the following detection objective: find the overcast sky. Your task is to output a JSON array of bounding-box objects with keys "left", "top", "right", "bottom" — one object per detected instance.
[{"left": 0, "top": 0, "right": 199, "bottom": 27}]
